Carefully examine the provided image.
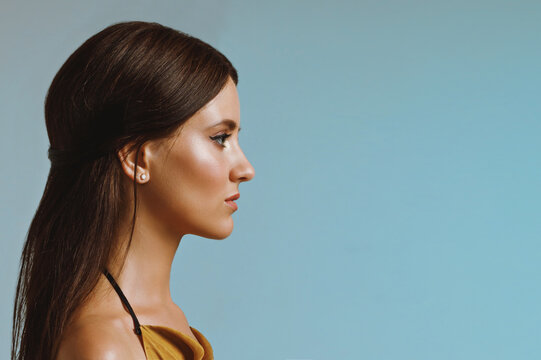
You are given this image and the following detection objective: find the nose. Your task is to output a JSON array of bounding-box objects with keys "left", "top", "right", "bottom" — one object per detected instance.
[{"left": 230, "top": 147, "right": 255, "bottom": 183}]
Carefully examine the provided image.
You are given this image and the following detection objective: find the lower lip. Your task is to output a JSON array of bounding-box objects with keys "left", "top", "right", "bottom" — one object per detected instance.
[{"left": 225, "top": 200, "right": 238, "bottom": 211}]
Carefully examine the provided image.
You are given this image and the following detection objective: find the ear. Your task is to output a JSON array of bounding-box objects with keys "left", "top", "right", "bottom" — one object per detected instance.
[{"left": 117, "top": 142, "right": 151, "bottom": 184}]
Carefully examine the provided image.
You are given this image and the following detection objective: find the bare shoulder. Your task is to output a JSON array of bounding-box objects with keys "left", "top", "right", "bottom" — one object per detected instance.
[{"left": 56, "top": 316, "right": 142, "bottom": 360}]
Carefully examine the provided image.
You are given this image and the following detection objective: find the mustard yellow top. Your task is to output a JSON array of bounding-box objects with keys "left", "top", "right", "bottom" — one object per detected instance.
[
  {"left": 103, "top": 269, "right": 213, "bottom": 359},
  {"left": 140, "top": 324, "right": 213, "bottom": 360}
]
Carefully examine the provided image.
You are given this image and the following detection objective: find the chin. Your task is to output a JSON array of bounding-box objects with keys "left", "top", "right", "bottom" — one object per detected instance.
[{"left": 194, "top": 219, "right": 234, "bottom": 240}]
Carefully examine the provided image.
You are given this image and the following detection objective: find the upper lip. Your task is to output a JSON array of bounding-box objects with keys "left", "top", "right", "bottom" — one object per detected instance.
[{"left": 225, "top": 193, "right": 240, "bottom": 201}]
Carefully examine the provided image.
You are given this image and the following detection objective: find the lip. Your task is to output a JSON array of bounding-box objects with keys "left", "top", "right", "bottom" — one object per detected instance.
[
  {"left": 225, "top": 193, "right": 240, "bottom": 201},
  {"left": 225, "top": 193, "right": 239, "bottom": 211}
]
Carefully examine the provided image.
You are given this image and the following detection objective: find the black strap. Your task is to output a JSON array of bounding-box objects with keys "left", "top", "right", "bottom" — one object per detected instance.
[{"left": 102, "top": 268, "right": 142, "bottom": 335}]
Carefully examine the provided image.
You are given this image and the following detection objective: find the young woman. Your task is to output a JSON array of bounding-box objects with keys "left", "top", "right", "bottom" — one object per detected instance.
[{"left": 11, "top": 21, "right": 255, "bottom": 360}]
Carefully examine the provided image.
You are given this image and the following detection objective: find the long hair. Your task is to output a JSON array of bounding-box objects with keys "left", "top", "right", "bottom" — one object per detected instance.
[{"left": 11, "top": 21, "right": 238, "bottom": 360}]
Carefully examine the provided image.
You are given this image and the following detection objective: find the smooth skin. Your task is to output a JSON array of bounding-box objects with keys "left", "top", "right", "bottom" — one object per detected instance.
[{"left": 56, "top": 77, "right": 255, "bottom": 359}]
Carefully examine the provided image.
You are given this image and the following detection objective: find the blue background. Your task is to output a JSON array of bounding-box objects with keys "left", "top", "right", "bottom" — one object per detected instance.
[{"left": 2, "top": 1, "right": 540, "bottom": 359}]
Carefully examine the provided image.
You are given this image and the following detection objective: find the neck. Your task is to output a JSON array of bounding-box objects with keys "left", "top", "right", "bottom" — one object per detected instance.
[{"left": 105, "top": 210, "right": 183, "bottom": 309}]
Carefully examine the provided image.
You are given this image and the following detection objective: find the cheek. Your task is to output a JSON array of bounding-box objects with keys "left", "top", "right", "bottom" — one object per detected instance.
[
  {"left": 179, "top": 142, "right": 225, "bottom": 194},
  {"left": 157, "top": 140, "right": 228, "bottom": 222}
]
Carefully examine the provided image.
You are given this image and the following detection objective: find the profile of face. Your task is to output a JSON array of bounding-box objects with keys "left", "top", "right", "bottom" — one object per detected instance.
[{"left": 124, "top": 77, "right": 255, "bottom": 240}]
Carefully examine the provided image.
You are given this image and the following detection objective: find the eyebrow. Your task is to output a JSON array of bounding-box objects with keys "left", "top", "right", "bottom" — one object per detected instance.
[{"left": 208, "top": 119, "right": 241, "bottom": 132}]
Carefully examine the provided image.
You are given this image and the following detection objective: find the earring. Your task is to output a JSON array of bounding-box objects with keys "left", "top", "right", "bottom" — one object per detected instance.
[{"left": 140, "top": 174, "right": 147, "bottom": 181}]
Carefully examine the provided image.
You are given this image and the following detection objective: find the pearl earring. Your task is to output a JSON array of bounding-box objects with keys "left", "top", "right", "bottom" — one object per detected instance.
[{"left": 140, "top": 174, "right": 147, "bottom": 180}]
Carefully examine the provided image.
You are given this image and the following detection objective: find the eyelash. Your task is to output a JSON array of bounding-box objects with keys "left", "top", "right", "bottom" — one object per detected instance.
[{"left": 210, "top": 133, "right": 232, "bottom": 147}]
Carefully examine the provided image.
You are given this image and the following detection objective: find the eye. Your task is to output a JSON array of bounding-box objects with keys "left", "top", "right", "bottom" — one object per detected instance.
[{"left": 210, "top": 133, "right": 232, "bottom": 147}]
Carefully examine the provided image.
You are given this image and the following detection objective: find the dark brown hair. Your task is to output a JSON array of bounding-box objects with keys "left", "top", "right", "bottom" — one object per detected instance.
[{"left": 11, "top": 21, "right": 238, "bottom": 360}]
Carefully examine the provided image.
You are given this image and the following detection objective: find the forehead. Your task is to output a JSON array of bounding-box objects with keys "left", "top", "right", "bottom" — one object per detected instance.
[{"left": 185, "top": 78, "right": 240, "bottom": 130}]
